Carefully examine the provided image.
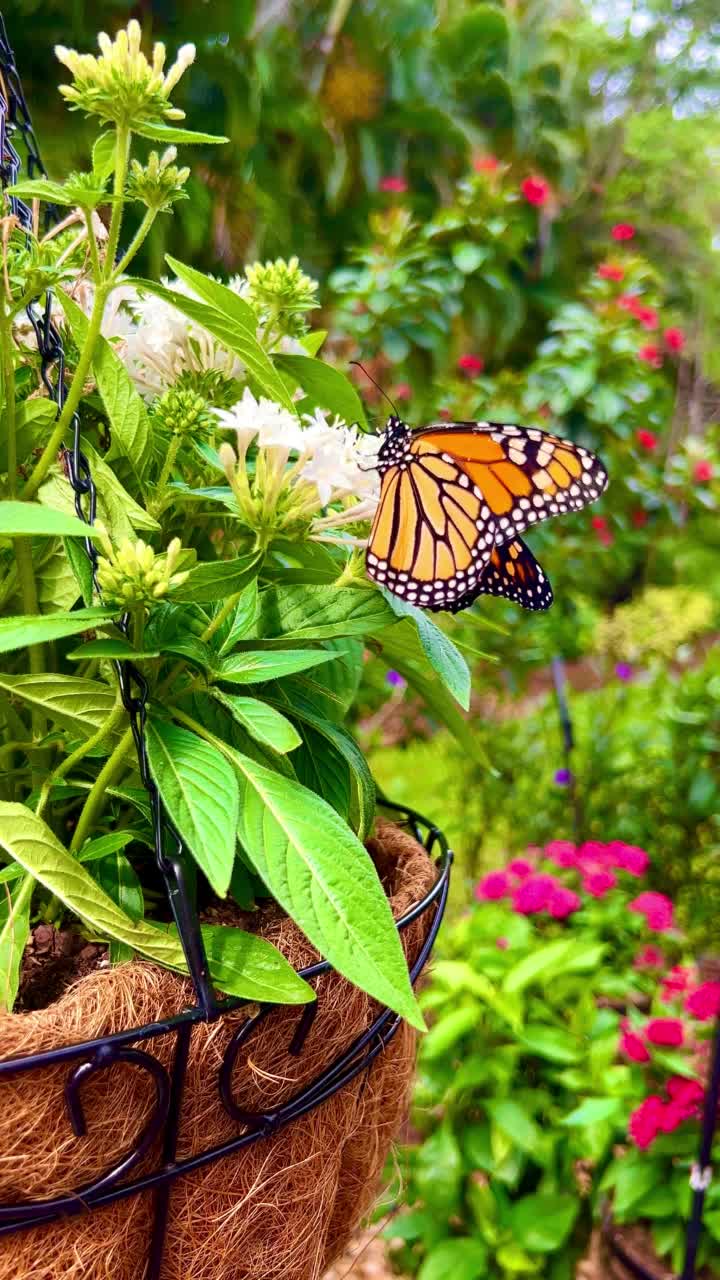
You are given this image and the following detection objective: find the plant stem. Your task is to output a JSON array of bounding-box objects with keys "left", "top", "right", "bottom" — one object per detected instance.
[
  {"left": 83, "top": 209, "right": 102, "bottom": 281},
  {"left": 113, "top": 207, "right": 157, "bottom": 279},
  {"left": 104, "top": 125, "right": 131, "bottom": 280},
  {"left": 68, "top": 725, "right": 134, "bottom": 855},
  {"left": 150, "top": 433, "right": 182, "bottom": 516},
  {"left": 35, "top": 699, "right": 127, "bottom": 822}
]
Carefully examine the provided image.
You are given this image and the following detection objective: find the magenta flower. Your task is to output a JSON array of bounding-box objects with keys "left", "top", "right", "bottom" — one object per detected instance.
[
  {"left": 620, "top": 1027, "right": 650, "bottom": 1063},
  {"left": 629, "top": 891, "right": 675, "bottom": 933},
  {"left": 629, "top": 1095, "right": 665, "bottom": 1149},
  {"left": 547, "top": 885, "right": 581, "bottom": 919},
  {"left": 508, "top": 858, "right": 534, "bottom": 879},
  {"left": 475, "top": 870, "right": 511, "bottom": 902},
  {"left": 615, "top": 662, "right": 633, "bottom": 682},
  {"left": 686, "top": 982, "right": 720, "bottom": 1023},
  {"left": 634, "top": 945, "right": 665, "bottom": 970},
  {"left": 545, "top": 840, "right": 577, "bottom": 868},
  {"left": 645, "top": 1017, "right": 684, "bottom": 1047},
  {"left": 385, "top": 670, "right": 406, "bottom": 689},
  {"left": 611, "top": 842, "right": 649, "bottom": 876},
  {"left": 379, "top": 176, "right": 408, "bottom": 193},
  {"left": 582, "top": 868, "right": 617, "bottom": 899},
  {"left": 554, "top": 768, "right": 572, "bottom": 786},
  {"left": 512, "top": 873, "right": 558, "bottom": 915}
]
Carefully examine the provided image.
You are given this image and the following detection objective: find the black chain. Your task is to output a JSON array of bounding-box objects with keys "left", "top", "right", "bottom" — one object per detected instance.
[{"left": 0, "top": 17, "right": 216, "bottom": 1015}]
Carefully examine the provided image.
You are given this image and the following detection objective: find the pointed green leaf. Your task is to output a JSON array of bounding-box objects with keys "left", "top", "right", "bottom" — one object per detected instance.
[
  {"left": 258, "top": 585, "right": 396, "bottom": 640},
  {"left": 0, "top": 878, "right": 31, "bottom": 1011},
  {"left": 9, "top": 178, "right": 74, "bottom": 205},
  {"left": 0, "top": 607, "right": 115, "bottom": 654},
  {"left": 124, "top": 277, "right": 296, "bottom": 412},
  {"left": 92, "top": 131, "right": 116, "bottom": 180},
  {"left": 0, "top": 673, "right": 121, "bottom": 740},
  {"left": 171, "top": 554, "right": 260, "bottom": 603},
  {"left": 68, "top": 638, "right": 160, "bottom": 660},
  {"left": 0, "top": 500, "right": 101, "bottom": 540},
  {"left": 211, "top": 692, "right": 301, "bottom": 754},
  {"left": 133, "top": 123, "right": 228, "bottom": 145},
  {"left": 78, "top": 832, "right": 134, "bottom": 863},
  {"left": 146, "top": 718, "right": 239, "bottom": 898},
  {"left": 382, "top": 591, "right": 471, "bottom": 709},
  {"left": 217, "top": 581, "right": 259, "bottom": 654},
  {"left": 96, "top": 850, "right": 144, "bottom": 964},
  {"left": 0, "top": 803, "right": 188, "bottom": 971},
  {"left": 274, "top": 354, "right": 368, "bottom": 430},
  {"left": 165, "top": 255, "right": 257, "bottom": 333},
  {"left": 198, "top": 924, "right": 313, "bottom": 1003},
  {"left": 216, "top": 647, "right": 340, "bottom": 684}
]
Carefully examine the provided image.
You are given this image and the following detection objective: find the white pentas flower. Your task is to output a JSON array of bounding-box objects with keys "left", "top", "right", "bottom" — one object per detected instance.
[
  {"left": 214, "top": 394, "right": 379, "bottom": 552},
  {"left": 122, "top": 278, "right": 246, "bottom": 397}
]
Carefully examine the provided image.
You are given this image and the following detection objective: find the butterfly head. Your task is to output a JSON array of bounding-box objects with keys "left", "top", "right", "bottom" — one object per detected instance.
[{"left": 376, "top": 415, "right": 412, "bottom": 473}]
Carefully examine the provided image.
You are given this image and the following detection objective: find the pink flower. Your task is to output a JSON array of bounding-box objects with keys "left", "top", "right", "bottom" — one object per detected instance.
[
  {"left": 610, "top": 842, "right": 650, "bottom": 876},
  {"left": 634, "top": 945, "right": 665, "bottom": 970},
  {"left": 379, "top": 176, "right": 408, "bottom": 194},
  {"left": 619, "top": 293, "right": 641, "bottom": 313},
  {"left": 636, "top": 305, "right": 659, "bottom": 331},
  {"left": 667, "top": 1076, "right": 704, "bottom": 1117},
  {"left": 636, "top": 428, "right": 658, "bottom": 451},
  {"left": 686, "top": 982, "right": 720, "bottom": 1023},
  {"left": 582, "top": 868, "right": 617, "bottom": 899},
  {"left": 548, "top": 885, "right": 582, "bottom": 919},
  {"left": 475, "top": 870, "right": 511, "bottom": 901},
  {"left": 693, "top": 460, "right": 713, "bottom": 483},
  {"left": 645, "top": 1017, "right": 684, "bottom": 1047},
  {"left": 661, "top": 965, "right": 693, "bottom": 1003},
  {"left": 544, "top": 840, "right": 578, "bottom": 868},
  {"left": 620, "top": 1028, "right": 650, "bottom": 1063},
  {"left": 664, "top": 327, "right": 686, "bottom": 353},
  {"left": 629, "top": 1095, "right": 665, "bottom": 1149},
  {"left": 496, "top": 936, "right": 509, "bottom": 950},
  {"left": 597, "top": 263, "right": 624, "bottom": 281},
  {"left": 591, "top": 514, "right": 608, "bottom": 531},
  {"left": 392, "top": 382, "right": 412, "bottom": 401},
  {"left": 629, "top": 891, "right": 675, "bottom": 933},
  {"left": 509, "top": 858, "right": 534, "bottom": 879},
  {"left": 612, "top": 222, "right": 636, "bottom": 241},
  {"left": 658, "top": 1103, "right": 687, "bottom": 1134},
  {"left": 521, "top": 175, "right": 550, "bottom": 206},
  {"left": 512, "top": 873, "right": 558, "bottom": 915},
  {"left": 638, "top": 344, "right": 663, "bottom": 368},
  {"left": 457, "top": 353, "right": 484, "bottom": 376},
  {"left": 473, "top": 153, "right": 499, "bottom": 173}
]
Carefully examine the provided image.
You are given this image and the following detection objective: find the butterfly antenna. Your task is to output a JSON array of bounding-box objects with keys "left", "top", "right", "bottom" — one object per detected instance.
[{"left": 349, "top": 360, "right": 401, "bottom": 420}]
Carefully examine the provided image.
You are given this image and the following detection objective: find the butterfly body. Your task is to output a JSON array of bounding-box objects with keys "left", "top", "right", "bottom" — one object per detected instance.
[{"left": 366, "top": 417, "right": 607, "bottom": 613}]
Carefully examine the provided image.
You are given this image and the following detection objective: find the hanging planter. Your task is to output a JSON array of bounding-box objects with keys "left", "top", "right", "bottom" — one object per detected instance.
[{"left": 0, "top": 818, "right": 447, "bottom": 1280}]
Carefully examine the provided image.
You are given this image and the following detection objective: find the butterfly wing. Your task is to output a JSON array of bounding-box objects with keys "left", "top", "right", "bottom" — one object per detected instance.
[
  {"left": 366, "top": 453, "right": 497, "bottom": 610},
  {"left": 410, "top": 422, "right": 607, "bottom": 543},
  {"left": 469, "top": 537, "right": 553, "bottom": 612}
]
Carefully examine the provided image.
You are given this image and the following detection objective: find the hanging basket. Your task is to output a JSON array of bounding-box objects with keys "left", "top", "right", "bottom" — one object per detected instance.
[{"left": 0, "top": 817, "right": 447, "bottom": 1280}]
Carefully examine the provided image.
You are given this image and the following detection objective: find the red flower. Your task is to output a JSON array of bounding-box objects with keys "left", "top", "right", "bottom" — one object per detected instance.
[
  {"left": 631, "top": 508, "right": 648, "bottom": 528},
  {"left": 457, "top": 353, "right": 485, "bottom": 376},
  {"left": 629, "top": 891, "right": 675, "bottom": 932},
  {"left": 636, "top": 305, "right": 659, "bottom": 331},
  {"left": 629, "top": 1095, "right": 665, "bottom": 1149},
  {"left": 548, "top": 885, "right": 582, "bottom": 919},
  {"left": 664, "top": 327, "right": 686, "bottom": 353},
  {"left": 620, "top": 1027, "right": 650, "bottom": 1063},
  {"left": 610, "top": 842, "right": 650, "bottom": 876},
  {"left": 597, "top": 263, "right": 625, "bottom": 281},
  {"left": 392, "top": 382, "right": 412, "bottom": 401},
  {"left": 661, "top": 965, "right": 693, "bottom": 1003},
  {"left": 509, "top": 858, "right": 534, "bottom": 879},
  {"left": 521, "top": 175, "right": 550, "bottom": 207},
  {"left": 638, "top": 344, "right": 663, "bottom": 368},
  {"left": 512, "top": 873, "right": 558, "bottom": 915},
  {"left": 475, "top": 870, "right": 510, "bottom": 901},
  {"left": 544, "top": 840, "right": 578, "bottom": 868},
  {"left": 619, "top": 293, "right": 641, "bottom": 313},
  {"left": 634, "top": 945, "right": 665, "bottom": 970},
  {"left": 612, "top": 222, "right": 636, "bottom": 241},
  {"left": 645, "top": 1017, "right": 684, "bottom": 1047},
  {"left": 636, "top": 428, "right": 658, "bottom": 451},
  {"left": 597, "top": 529, "right": 614, "bottom": 547},
  {"left": 686, "top": 981, "right": 720, "bottom": 1023},
  {"left": 582, "top": 868, "right": 617, "bottom": 899},
  {"left": 379, "top": 176, "right": 408, "bottom": 193},
  {"left": 693, "top": 460, "right": 713, "bottom": 483},
  {"left": 667, "top": 1077, "right": 704, "bottom": 1117},
  {"left": 591, "top": 514, "right": 608, "bottom": 530},
  {"left": 474, "top": 153, "right": 499, "bottom": 173}
]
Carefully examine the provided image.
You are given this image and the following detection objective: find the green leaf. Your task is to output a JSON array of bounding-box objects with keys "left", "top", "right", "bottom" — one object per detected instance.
[
  {"left": 414, "top": 1125, "right": 463, "bottom": 1215},
  {"left": 382, "top": 592, "right": 470, "bottom": 709},
  {"left": 422, "top": 1005, "right": 478, "bottom": 1059},
  {"left": 57, "top": 293, "right": 151, "bottom": 476},
  {"left": 165, "top": 255, "right": 257, "bottom": 333},
  {"left": 221, "top": 742, "right": 423, "bottom": 1028},
  {"left": 0, "top": 673, "right": 120, "bottom": 740},
  {"left": 0, "top": 500, "right": 101, "bottom": 541},
  {"left": 171, "top": 554, "right": 260, "bottom": 603},
  {"left": 211, "top": 692, "right": 301, "bottom": 754},
  {"left": 146, "top": 718, "right": 239, "bottom": 898},
  {"left": 64, "top": 535, "right": 94, "bottom": 605},
  {"left": 510, "top": 1194, "right": 578, "bottom": 1253},
  {"left": 612, "top": 1157, "right": 660, "bottom": 1217},
  {"left": 92, "top": 131, "right": 116, "bottom": 180},
  {"left": 0, "top": 606, "right": 115, "bottom": 654},
  {"left": 9, "top": 178, "right": 75, "bottom": 205},
  {"left": 486, "top": 1100, "right": 543, "bottom": 1156},
  {"left": 216, "top": 581, "right": 259, "bottom": 654},
  {"left": 0, "top": 399, "right": 56, "bottom": 472},
  {"left": 38, "top": 445, "right": 158, "bottom": 540},
  {"left": 273, "top": 354, "right": 368, "bottom": 430},
  {"left": 199, "top": 924, "right": 313, "bottom": 1004},
  {"left": 0, "top": 803, "right": 188, "bottom": 970},
  {"left": 418, "top": 1239, "right": 488, "bottom": 1280},
  {"left": 561, "top": 1097, "right": 623, "bottom": 1126},
  {"left": 96, "top": 850, "right": 144, "bottom": 965},
  {"left": 503, "top": 939, "right": 575, "bottom": 994},
  {"left": 133, "top": 122, "right": 228, "bottom": 145},
  {"left": 68, "top": 638, "right": 160, "bottom": 660},
  {"left": 520, "top": 1025, "right": 581, "bottom": 1064},
  {"left": 216, "top": 647, "right": 340, "bottom": 684},
  {"left": 124, "top": 278, "right": 295, "bottom": 412},
  {"left": 78, "top": 832, "right": 134, "bottom": 863},
  {"left": 258, "top": 584, "right": 396, "bottom": 640},
  {"left": 0, "top": 879, "right": 31, "bottom": 1012},
  {"left": 292, "top": 724, "right": 351, "bottom": 822}
]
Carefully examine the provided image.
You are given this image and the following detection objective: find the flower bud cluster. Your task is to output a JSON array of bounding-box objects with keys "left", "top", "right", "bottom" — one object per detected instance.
[
  {"left": 95, "top": 524, "right": 188, "bottom": 608},
  {"left": 127, "top": 147, "right": 190, "bottom": 212}
]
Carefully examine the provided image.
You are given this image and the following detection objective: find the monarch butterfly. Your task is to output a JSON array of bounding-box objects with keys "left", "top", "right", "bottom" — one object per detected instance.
[{"left": 365, "top": 416, "right": 608, "bottom": 612}]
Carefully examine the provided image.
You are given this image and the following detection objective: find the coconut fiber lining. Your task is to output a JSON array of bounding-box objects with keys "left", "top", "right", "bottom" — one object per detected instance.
[{"left": 0, "top": 819, "right": 436, "bottom": 1280}]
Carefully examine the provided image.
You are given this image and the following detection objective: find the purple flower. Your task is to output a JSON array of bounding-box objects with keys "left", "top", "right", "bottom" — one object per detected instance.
[
  {"left": 615, "top": 662, "right": 633, "bottom": 682},
  {"left": 386, "top": 670, "right": 406, "bottom": 689},
  {"left": 554, "top": 768, "right": 572, "bottom": 786}
]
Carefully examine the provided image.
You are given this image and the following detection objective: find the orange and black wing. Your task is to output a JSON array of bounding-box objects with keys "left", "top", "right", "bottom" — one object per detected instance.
[
  {"left": 410, "top": 422, "right": 607, "bottom": 544},
  {"left": 366, "top": 453, "right": 497, "bottom": 611},
  {"left": 451, "top": 537, "right": 553, "bottom": 613}
]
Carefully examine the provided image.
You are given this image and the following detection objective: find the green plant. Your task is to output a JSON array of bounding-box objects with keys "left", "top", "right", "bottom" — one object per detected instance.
[{"left": 0, "top": 20, "right": 489, "bottom": 1019}]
